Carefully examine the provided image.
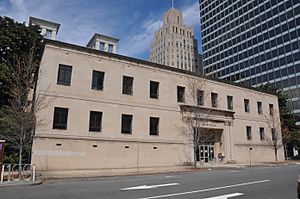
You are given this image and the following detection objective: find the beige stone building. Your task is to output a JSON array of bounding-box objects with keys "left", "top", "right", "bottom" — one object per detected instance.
[
  {"left": 150, "top": 8, "right": 202, "bottom": 74},
  {"left": 31, "top": 39, "right": 284, "bottom": 172}
]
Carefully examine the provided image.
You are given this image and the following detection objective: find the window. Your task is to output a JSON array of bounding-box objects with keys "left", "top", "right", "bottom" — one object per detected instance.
[
  {"left": 211, "top": 92, "right": 218, "bottom": 108},
  {"left": 177, "top": 86, "right": 185, "bottom": 103},
  {"left": 122, "top": 76, "right": 134, "bottom": 95},
  {"left": 89, "top": 111, "right": 102, "bottom": 132},
  {"left": 100, "top": 42, "right": 105, "bottom": 51},
  {"left": 227, "top": 96, "right": 233, "bottom": 110},
  {"left": 121, "top": 114, "right": 133, "bottom": 134},
  {"left": 259, "top": 127, "right": 265, "bottom": 141},
  {"left": 244, "top": 99, "right": 250, "bottom": 113},
  {"left": 53, "top": 107, "right": 68, "bottom": 130},
  {"left": 150, "top": 81, "right": 159, "bottom": 99},
  {"left": 271, "top": 128, "right": 276, "bottom": 141},
  {"left": 57, "top": 64, "right": 72, "bottom": 86},
  {"left": 257, "top": 101, "right": 262, "bottom": 114},
  {"left": 150, "top": 117, "right": 159, "bottom": 136},
  {"left": 269, "top": 104, "right": 274, "bottom": 116},
  {"left": 108, "top": 44, "right": 113, "bottom": 53},
  {"left": 197, "top": 90, "right": 204, "bottom": 106},
  {"left": 246, "top": 126, "right": 252, "bottom": 140},
  {"left": 45, "top": 29, "right": 52, "bottom": 39},
  {"left": 91, "top": 70, "right": 105, "bottom": 90}
]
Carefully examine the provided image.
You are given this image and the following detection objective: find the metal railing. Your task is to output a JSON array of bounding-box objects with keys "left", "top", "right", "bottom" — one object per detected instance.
[{"left": 0, "top": 164, "right": 36, "bottom": 183}]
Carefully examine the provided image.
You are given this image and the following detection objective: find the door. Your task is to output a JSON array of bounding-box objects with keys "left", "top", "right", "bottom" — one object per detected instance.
[{"left": 199, "top": 144, "right": 214, "bottom": 163}]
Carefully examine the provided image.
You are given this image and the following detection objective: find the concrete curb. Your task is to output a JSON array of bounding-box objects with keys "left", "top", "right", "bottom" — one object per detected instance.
[{"left": 0, "top": 180, "right": 43, "bottom": 188}]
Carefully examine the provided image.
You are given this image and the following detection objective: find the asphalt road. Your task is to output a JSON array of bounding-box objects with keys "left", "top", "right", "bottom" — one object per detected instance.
[{"left": 1, "top": 165, "right": 299, "bottom": 199}]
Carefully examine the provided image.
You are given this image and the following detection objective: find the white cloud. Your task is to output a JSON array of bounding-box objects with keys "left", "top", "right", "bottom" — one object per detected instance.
[
  {"left": 182, "top": 2, "right": 200, "bottom": 27},
  {"left": 118, "top": 18, "right": 162, "bottom": 58}
]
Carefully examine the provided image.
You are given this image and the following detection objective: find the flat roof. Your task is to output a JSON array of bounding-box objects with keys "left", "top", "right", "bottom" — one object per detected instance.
[
  {"left": 87, "top": 33, "right": 119, "bottom": 47},
  {"left": 29, "top": 16, "right": 60, "bottom": 31},
  {"left": 44, "top": 39, "right": 276, "bottom": 96}
]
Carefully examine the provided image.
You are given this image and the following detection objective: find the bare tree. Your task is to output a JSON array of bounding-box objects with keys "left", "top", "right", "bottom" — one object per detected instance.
[
  {"left": 0, "top": 45, "right": 43, "bottom": 168},
  {"left": 179, "top": 78, "right": 214, "bottom": 168},
  {"left": 264, "top": 110, "right": 287, "bottom": 162}
]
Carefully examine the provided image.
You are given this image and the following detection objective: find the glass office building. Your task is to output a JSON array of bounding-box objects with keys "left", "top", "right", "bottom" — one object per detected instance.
[{"left": 200, "top": 0, "right": 300, "bottom": 121}]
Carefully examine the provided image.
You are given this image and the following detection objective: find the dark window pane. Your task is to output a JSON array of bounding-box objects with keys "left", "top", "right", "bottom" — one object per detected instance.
[
  {"left": 246, "top": 126, "right": 252, "bottom": 140},
  {"left": 57, "top": 64, "right": 72, "bottom": 86},
  {"left": 89, "top": 111, "right": 102, "bottom": 132},
  {"left": 197, "top": 90, "right": 204, "bottom": 106},
  {"left": 121, "top": 114, "right": 133, "bottom": 134},
  {"left": 150, "top": 117, "right": 159, "bottom": 136},
  {"left": 122, "top": 76, "right": 134, "bottom": 95},
  {"left": 53, "top": 107, "right": 68, "bottom": 129},
  {"left": 92, "top": 70, "right": 105, "bottom": 90},
  {"left": 177, "top": 86, "right": 185, "bottom": 102},
  {"left": 227, "top": 95, "right": 233, "bottom": 110},
  {"left": 244, "top": 99, "right": 250, "bottom": 112},
  {"left": 150, "top": 81, "right": 159, "bottom": 99},
  {"left": 211, "top": 92, "right": 218, "bottom": 108}
]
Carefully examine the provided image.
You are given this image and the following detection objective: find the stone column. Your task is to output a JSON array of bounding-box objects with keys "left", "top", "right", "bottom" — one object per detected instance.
[{"left": 223, "top": 121, "right": 233, "bottom": 163}]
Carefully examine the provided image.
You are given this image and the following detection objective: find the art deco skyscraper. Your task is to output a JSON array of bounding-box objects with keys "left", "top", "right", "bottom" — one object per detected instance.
[{"left": 150, "top": 7, "right": 202, "bottom": 73}]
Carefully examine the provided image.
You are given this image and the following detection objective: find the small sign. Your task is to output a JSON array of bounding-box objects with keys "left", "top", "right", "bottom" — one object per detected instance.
[{"left": 0, "top": 144, "right": 2, "bottom": 151}]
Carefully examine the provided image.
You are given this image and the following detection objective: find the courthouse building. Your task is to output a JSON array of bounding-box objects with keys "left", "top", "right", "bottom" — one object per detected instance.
[{"left": 31, "top": 39, "right": 284, "bottom": 171}]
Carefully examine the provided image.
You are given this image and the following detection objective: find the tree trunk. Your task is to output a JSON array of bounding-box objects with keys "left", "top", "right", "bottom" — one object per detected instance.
[
  {"left": 194, "top": 145, "right": 197, "bottom": 168},
  {"left": 19, "top": 144, "right": 23, "bottom": 172},
  {"left": 275, "top": 148, "right": 278, "bottom": 163}
]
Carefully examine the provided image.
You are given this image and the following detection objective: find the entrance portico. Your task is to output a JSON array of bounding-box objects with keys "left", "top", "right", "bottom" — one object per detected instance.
[{"left": 180, "top": 105, "right": 235, "bottom": 165}]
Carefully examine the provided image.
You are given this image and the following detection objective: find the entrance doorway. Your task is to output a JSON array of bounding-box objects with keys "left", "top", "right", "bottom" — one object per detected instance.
[{"left": 196, "top": 144, "right": 215, "bottom": 163}]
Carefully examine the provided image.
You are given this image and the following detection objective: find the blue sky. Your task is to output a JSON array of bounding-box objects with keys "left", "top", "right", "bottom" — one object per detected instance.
[{"left": 0, "top": 0, "right": 202, "bottom": 60}]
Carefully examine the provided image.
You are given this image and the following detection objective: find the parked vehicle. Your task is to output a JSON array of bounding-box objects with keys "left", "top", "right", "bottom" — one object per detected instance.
[
  {"left": 291, "top": 154, "right": 300, "bottom": 160},
  {"left": 298, "top": 175, "right": 300, "bottom": 199}
]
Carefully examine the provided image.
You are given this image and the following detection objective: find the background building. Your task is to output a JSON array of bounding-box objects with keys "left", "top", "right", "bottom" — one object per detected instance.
[
  {"left": 200, "top": 0, "right": 300, "bottom": 123},
  {"left": 150, "top": 7, "right": 202, "bottom": 73}
]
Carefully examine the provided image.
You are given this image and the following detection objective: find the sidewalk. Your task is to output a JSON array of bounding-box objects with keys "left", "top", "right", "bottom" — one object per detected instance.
[
  {"left": 39, "top": 166, "right": 194, "bottom": 180},
  {"left": 39, "top": 161, "right": 300, "bottom": 180},
  {"left": 0, "top": 180, "right": 42, "bottom": 187}
]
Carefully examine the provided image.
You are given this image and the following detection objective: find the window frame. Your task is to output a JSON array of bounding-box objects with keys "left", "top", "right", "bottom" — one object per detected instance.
[
  {"left": 89, "top": 111, "right": 103, "bottom": 132},
  {"left": 53, "top": 107, "right": 69, "bottom": 130},
  {"left": 57, "top": 64, "right": 72, "bottom": 86},
  {"left": 211, "top": 92, "right": 218, "bottom": 108},
  {"left": 149, "top": 117, "right": 159, "bottom": 136},
  {"left": 244, "top": 99, "right": 250, "bottom": 113},
  {"left": 197, "top": 90, "right": 204, "bottom": 106},
  {"left": 246, "top": 126, "right": 252, "bottom": 140},
  {"left": 121, "top": 114, "right": 133, "bottom": 134},
  {"left": 269, "top": 104, "right": 274, "bottom": 116},
  {"left": 227, "top": 95, "right": 233, "bottom": 110},
  {"left": 177, "top": 86, "right": 185, "bottom": 103},
  {"left": 257, "top": 101, "right": 262, "bottom": 114},
  {"left": 91, "top": 70, "right": 105, "bottom": 91},
  {"left": 122, "top": 76, "right": 134, "bottom": 95},
  {"left": 259, "top": 127, "right": 265, "bottom": 141},
  {"left": 150, "top": 81, "right": 159, "bottom": 99}
]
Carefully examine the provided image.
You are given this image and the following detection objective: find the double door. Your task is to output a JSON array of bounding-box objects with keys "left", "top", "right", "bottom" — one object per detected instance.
[{"left": 197, "top": 144, "right": 215, "bottom": 163}]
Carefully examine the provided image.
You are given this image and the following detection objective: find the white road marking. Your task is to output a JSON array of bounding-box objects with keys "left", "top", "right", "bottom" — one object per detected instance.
[
  {"left": 138, "top": 179, "right": 270, "bottom": 199},
  {"left": 165, "top": 176, "right": 177, "bottom": 178},
  {"left": 203, "top": 193, "right": 244, "bottom": 199},
  {"left": 121, "top": 183, "right": 179, "bottom": 191}
]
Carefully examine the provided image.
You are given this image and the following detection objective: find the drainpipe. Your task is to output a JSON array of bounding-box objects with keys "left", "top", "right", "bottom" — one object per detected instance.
[{"left": 137, "top": 141, "right": 140, "bottom": 173}]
